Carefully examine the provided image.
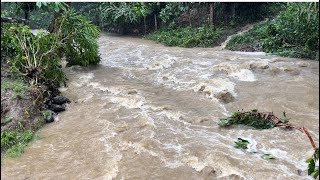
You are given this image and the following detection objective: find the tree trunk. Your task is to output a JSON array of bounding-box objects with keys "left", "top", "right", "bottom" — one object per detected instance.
[
  {"left": 49, "top": 11, "right": 62, "bottom": 33},
  {"left": 231, "top": 3, "right": 236, "bottom": 25},
  {"left": 144, "top": 16, "right": 147, "bottom": 34},
  {"left": 188, "top": 9, "right": 192, "bottom": 26},
  {"left": 209, "top": 3, "right": 215, "bottom": 29},
  {"left": 24, "top": 11, "right": 28, "bottom": 21},
  {"left": 154, "top": 14, "right": 157, "bottom": 31},
  {"left": 1, "top": 17, "right": 28, "bottom": 24},
  {"left": 232, "top": 3, "right": 236, "bottom": 19},
  {"left": 49, "top": 2, "right": 71, "bottom": 33}
]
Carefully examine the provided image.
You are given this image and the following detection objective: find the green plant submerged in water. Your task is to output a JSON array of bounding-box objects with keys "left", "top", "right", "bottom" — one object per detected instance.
[
  {"left": 307, "top": 148, "right": 319, "bottom": 179},
  {"left": 218, "top": 109, "right": 292, "bottom": 129},
  {"left": 234, "top": 138, "right": 250, "bottom": 149},
  {"left": 219, "top": 109, "right": 319, "bottom": 179}
]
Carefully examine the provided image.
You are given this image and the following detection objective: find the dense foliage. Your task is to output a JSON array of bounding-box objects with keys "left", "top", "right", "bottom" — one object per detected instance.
[
  {"left": 263, "top": 3, "right": 319, "bottom": 59},
  {"left": 1, "top": 7, "right": 101, "bottom": 86},
  {"left": 57, "top": 9, "right": 101, "bottom": 66},
  {"left": 226, "top": 22, "right": 270, "bottom": 51},
  {"left": 227, "top": 3, "right": 319, "bottom": 60},
  {"left": 1, "top": 130, "right": 33, "bottom": 157},
  {"left": 146, "top": 26, "right": 222, "bottom": 48},
  {"left": 158, "top": 3, "right": 189, "bottom": 27}
]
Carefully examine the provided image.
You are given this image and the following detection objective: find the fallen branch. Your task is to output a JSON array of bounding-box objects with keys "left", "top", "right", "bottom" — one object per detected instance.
[
  {"left": 303, "top": 127, "right": 317, "bottom": 150},
  {"left": 219, "top": 109, "right": 319, "bottom": 178},
  {"left": 1, "top": 17, "right": 29, "bottom": 24}
]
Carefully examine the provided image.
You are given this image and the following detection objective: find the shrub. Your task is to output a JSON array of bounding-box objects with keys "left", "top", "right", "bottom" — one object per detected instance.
[
  {"left": 57, "top": 9, "right": 101, "bottom": 66},
  {"left": 226, "top": 22, "right": 270, "bottom": 51},
  {"left": 226, "top": 3, "right": 319, "bottom": 60},
  {"left": 1, "top": 130, "right": 33, "bottom": 148},
  {"left": 146, "top": 26, "right": 222, "bottom": 48},
  {"left": 261, "top": 3, "right": 319, "bottom": 59},
  {"left": 1, "top": 24, "right": 66, "bottom": 86},
  {"left": 1, "top": 130, "right": 34, "bottom": 158}
]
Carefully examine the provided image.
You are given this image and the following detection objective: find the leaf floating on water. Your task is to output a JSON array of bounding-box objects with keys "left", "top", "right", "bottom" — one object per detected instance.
[
  {"left": 280, "top": 117, "right": 289, "bottom": 123},
  {"left": 261, "top": 154, "right": 275, "bottom": 159},
  {"left": 234, "top": 138, "right": 250, "bottom": 149}
]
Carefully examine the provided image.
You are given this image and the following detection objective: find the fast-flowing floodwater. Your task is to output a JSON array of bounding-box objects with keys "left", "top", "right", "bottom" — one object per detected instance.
[{"left": 1, "top": 33, "right": 319, "bottom": 180}]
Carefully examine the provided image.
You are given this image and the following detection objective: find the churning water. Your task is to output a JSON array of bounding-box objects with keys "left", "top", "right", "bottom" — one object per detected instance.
[{"left": 1, "top": 33, "right": 319, "bottom": 180}]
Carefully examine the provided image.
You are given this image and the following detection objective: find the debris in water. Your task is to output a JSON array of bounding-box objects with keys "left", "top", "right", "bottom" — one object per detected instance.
[
  {"left": 306, "top": 148, "right": 319, "bottom": 179},
  {"left": 218, "top": 109, "right": 301, "bottom": 131},
  {"left": 219, "top": 109, "right": 319, "bottom": 179},
  {"left": 234, "top": 138, "right": 250, "bottom": 149},
  {"left": 261, "top": 154, "right": 276, "bottom": 160}
]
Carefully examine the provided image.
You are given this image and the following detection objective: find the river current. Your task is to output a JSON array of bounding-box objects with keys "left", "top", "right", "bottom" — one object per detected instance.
[{"left": 1, "top": 33, "right": 319, "bottom": 180}]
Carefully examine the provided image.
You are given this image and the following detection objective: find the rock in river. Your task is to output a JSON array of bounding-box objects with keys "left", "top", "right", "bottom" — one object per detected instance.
[
  {"left": 52, "top": 96, "right": 70, "bottom": 105},
  {"left": 45, "top": 110, "right": 57, "bottom": 123},
  {"left": 49, "top": 104, "right": 66, "bottom": 112}
]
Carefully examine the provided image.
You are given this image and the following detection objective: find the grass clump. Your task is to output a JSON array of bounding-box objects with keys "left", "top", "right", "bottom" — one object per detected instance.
[
  {"left": 146, "top": 26, "right": 222, "bottom": 48},
  {"left": 1, "top": 130, "right": 33, "bottom": 158},
  {"left": 1, "top": 80, "right": 29, "bottom": 99}
]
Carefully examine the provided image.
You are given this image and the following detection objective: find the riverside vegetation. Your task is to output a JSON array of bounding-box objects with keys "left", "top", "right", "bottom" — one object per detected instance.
[
  {"left": 1, "top": 2, "right": 319, "bottom": 179},
  {"left": 1, "top": 2, "right": 100, "bottom": 158}
]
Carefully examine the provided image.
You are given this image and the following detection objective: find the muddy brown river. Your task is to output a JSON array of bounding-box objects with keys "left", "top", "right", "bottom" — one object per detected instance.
[{"left": 1, "top": 33, "right": 319, "bottom": 180}]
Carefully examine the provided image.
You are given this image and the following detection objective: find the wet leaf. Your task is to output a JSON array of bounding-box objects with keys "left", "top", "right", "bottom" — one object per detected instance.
[
  {"left": 261, "top": 154, "right": 276, "bottom": 159},
  {"left": 313, "top": 171, "right": 319, "bottom": 179},
  {"left": 307, "top": 148, "right": 319, "bottom": 178},
  {"left": 308, "top": 159, "right": 315, "bottom": 175},
  {"left": 280, "top": 117, "right": 289, "bottom": 123},
  {"left": 234, "top": 138, "right": 250, "bottom": 149}
]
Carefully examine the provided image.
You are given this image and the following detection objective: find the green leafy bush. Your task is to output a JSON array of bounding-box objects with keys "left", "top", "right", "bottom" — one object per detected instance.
[
  {"left": 226, "top": 3, "right": 319, "bottom": 60},
  {"left": 2, "top": 130, "right": 33, "bottom": 158},
  {"left": 261, "top": 3, "right": 319, "bottom": 60},
  {"left": 1, "top": 130, "right": 33, "bottom": 149},
  {"left": 226, "top": 22, "right": 270, "bottom": 51},
  {"left": 102, "top": 2, "right": 149, "bottom": 25},
  {"left": 57, "top": 9, "right": 101, "bottom": 66},
  {"left": 1, "top": 24, "right": 65, "bottom": 86},
  {"left": 1, "top": 131, "right": 18, "bottom": 148},
  {"left": 146, "top": 26, "right": 222, "bottom": 48}
]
